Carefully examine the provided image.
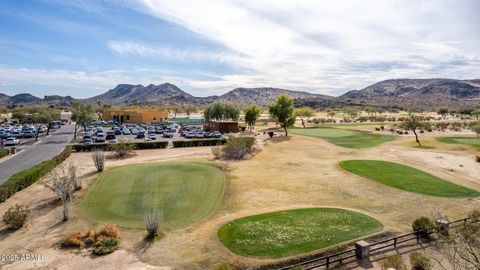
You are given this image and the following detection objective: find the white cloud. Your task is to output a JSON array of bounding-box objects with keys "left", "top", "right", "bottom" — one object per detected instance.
[{"left": 133, "top": 0, "right": 480, "bottom": 93}]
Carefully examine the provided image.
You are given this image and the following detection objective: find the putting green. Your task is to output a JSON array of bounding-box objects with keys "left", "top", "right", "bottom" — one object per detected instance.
[
  {"left": 436, "top": 136, "right": 480, "bottom": 148},
  {"left": 218, "top": 208, "right": 383, "bottom": 258},
  {"left": 290, "top": 127, "right": 395, "bottom": 148},
  {"left": 340, "top": 160, "right": 480, "bottom": 198},
  {"left": 81, "top": 162, "right": 225, "bottom": 229}
]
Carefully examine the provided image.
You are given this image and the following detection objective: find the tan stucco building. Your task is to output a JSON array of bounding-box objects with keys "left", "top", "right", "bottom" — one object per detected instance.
[{"left": 103, "top": 108, "right": 168, "bottom": 123}]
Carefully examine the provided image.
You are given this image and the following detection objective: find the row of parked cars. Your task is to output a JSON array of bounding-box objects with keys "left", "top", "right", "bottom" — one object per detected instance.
[
  {"left": 81, "top": 123, "right": 225, "bottom": 145},
  {"left": 0, "top": 124, "right": 49, "bottom": 146}
]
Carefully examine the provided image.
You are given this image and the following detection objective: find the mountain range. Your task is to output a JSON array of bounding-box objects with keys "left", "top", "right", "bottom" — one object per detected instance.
[{"left": 1, "top": 78, "right": 479, "bottom": 110}]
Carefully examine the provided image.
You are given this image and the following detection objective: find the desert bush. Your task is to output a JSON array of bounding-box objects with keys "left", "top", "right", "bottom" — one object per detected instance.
[
  {"left": 72, "top": 141, "right": 168, "bottom": 151},
  {"left": 68, "top": 163, "right": 80, "bottom": 191},
  {"left": 92, "top": 237, "right": 118, "bottom": 255},
  {"left": 468, "top": 209, "right": 480, "bottom": 221},
  {"left": 410, "top": 252, "right": 432, "bottom": 270},
  {"left": 109, "top": 140, "right": 135, "bottom": 159},
  {"left": 412, "top": 217, "right": 435, "bottom": 237},
  {"left": 0, "top": 146, "right": 72, "bottom": 202},
  {"left": 211, "top": 145, "right": 223, "bottom": 159},
  {"left": 2, "top": 204, "right": 30, "bottom": 229},
  {"left": 144, "top": 209, "right": 162, "bottom": 238},
  {"left": 62, "top": 232, "right": 84, "bottom": 248},
  {"left": 223, "top": 136, "right": 255, "bottom": 159},
  {"left": 92, "top": 150, "right": 105, "bottom": 172},
  {"left": 85, "top": 230, "right": 96, "bottom": 245},
  {"left": 96, "top": 224, "right": 120, "bottom": 241},
  {"left": 382, "top": 254, "right": 406, "bottom": 270}
]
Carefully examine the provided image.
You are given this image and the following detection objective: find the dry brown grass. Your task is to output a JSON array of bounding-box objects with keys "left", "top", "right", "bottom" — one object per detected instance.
[
  {"left": 62, "top": 232, "right": 84, "bottom": 248},
  {"left": 96, "top": 224, "right": 121, "bottom": 241}
]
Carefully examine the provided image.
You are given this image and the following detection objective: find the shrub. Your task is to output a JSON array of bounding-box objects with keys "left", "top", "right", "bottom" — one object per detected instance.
[
  {"left": 109, "top": 140, "right": 134, "bottom": 159},
  {"left": 173, "top": 139, "right": 227, "bottom": 148},
  {"left": 469, "top": 209, "right": 480, "bottom": 221},
  {"left": 62, "top": 232, "right": 84, "bottom": 248},
  {"left": 96, "top": 224, "right": 120, "bottom": 241},
  {"left": 72, "top": 141, "right": 168, "bottom": 152},
  {"left": 223, "top": 136, "right": 255, "bottom": 159},
  {"left": 382, "top": 254, "right": 406, "bottom": 270},
  {"left": 144, "top": 209, "right": 162, "bottom": 238},
  {"left": 412, "top": 217, "right": 435, "bottom": 237},
  {"left": 410, "top": 252, "right": 432, "bottom": 270},
  {"left": 476, "top": 156, "right": 480, "bottom": 163},
  {"left": 0, "top": 146, "right": 71, "bottom": 202},
  {"left": 92, "top": 237, "right": 119, "bottom": 255},
  {"left": 2, "top": 204, "right": 30, "bottom": 229},
  {"left": 92, "top": 150, "right": 105, "bottom": 172},
  {"left": 0, "top": 148, "right": 9, "bottom": 159},
  {"left": 211, "top": 145, "right": 223, "bottom": 159},
  {"left": 85, "top": 230, "right": 96, "bottom": 245}
]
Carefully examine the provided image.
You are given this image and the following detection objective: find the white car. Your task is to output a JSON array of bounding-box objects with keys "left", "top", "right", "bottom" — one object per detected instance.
[
  {"left": 147, "top": 133, "right": 157, "bottom": 140},
  {"left": 4, "top": 137, "right": 20, "bottom": 146},
  {"left": 96, "top": 133, "right": 106, "bottom": 143},
  {"left": 122, "top": 128, "right": 131, "bottom": 135}
]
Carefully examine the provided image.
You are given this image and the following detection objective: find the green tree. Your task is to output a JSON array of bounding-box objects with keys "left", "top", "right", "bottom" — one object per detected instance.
[
  {"left": 268, "top": 95, "right": 295, "bottom": 136},
  {"left": 437, "top": 108, "right": 449, "bottom": 119},
  {"left": 471, "top": 122, "right": 480, "bottom": 138},
  {"left": 12, "top": 112, "right": 27, "bottom": 123},
  {"left": 204, "top": 102, "right": 240, "bottom": 122},
  {"left": 326, "top": 109, "right": 336, "bottom": 119},
  {"left": 400, "top": 114, "right": 427, "bottom": 147},
  {"left": 71, "top": 102, "right": 94, "bottom": 140},
  {"left": 183, "top": 105, "right": 196, "bottom": 119},
  {"left": 471, "top": 109, "right": 480, "bottom": 120},
  {"left": 31, "top": 108, "right": 60, "bottom": 140},
  {"left": 294, "top": 107, "right": 315, "bottom": 128},
  {"left": 244, "top": 105, "right": 261, "bottom": 131}
]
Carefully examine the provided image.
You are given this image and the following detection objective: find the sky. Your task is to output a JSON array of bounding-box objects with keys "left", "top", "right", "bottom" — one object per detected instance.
[{"left": 0, "top": 0, "right": 479, "bottom": 98}]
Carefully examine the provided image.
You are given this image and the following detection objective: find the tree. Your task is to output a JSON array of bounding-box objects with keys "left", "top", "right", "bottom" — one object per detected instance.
[
  {"left": 294, "top": 107, "right": 315, "bottom": 128},
  {"left": 71, "top": 102, "right": 94, "bottom": 140},
  {"left": 400, "top": 114, "right": 427, "bottom": 147},
  {"left": 343, "top": 107, "right": 359, "bottom": 120},
  {"left": 437, "top": 108, "right": 449, "bottom": 119},
  {"left": 472, "top": 109, "right": 480, "bottom": 120},
  {"left": 244, "top": 105, "right": 261, "bottom": 131},
  {"left": 12, "top": 112, "right": 27, "bottom": 123},
  {"left": 50, "top": 166, "right": 78, "bottom": 222},
  {"left": 471, "top": 122, "right": 480, "bottom": 138},
  {"left": 95, "top": 101, "right": 110, "bottom": 120},
  {"left": 204, "top": 102, "right": 240, "bottom": 122},
  {"left": 268, "top": 95, "right": 295, "bottom": 136},
  {"left": 183, "top": 105, "right": 196, "bottom": 119},
  {"left": 327, "top": 109, "right": 336, "bottom": 119},
  {"left": 31, "top": 108, "right": 59, "bottom": 141}
]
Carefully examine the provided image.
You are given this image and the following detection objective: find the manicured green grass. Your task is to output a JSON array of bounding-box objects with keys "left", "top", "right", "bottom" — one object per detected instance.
[
  {"left": 290, "top": 127, "right": 395, "bottom": 148},
  {"left": 340, "top": 160, "right": 480, "bottom": 198},
  {"left": 436, "top": 136, "right": 480, "bottom": 148},
  {"left": 81, "top": 162, "right": 225, "bottom": 229},
  {"left": 218, "top": 208, "right": 383, "bottom": 258}
]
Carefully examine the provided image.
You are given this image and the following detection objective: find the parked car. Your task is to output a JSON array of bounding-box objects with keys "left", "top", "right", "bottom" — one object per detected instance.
[
  {"left": 212, "top": 131, "right": 222, "bottom": 138},
  {"left": 4, "top": 137, "right": 20, "bottom": 146},
  {"left": 96, "top": 133, "right": 106, "bottom": 143},
  {"left": 195, "top": 131, "right": 205, "bottom": 138},
  {"left": 106, "top": 133, "right": 117, "bottom": 144},
  {"left": 204, "top": 132, "right": 213, "bottom": 138},
  {"left": 185, "top": 131, "right": 195, "bottom": 139},
  {"left": 83, "top": 137, "right": 94, "bottom": 145},
  {"left": 23, "top": 131, "right": 35, "bottom": 138},
  {"left": 136, "top": 132, "right": 145, "bottom": 139},
  {"left": 113, "top": 128, "right": 122, "bottom": 135},
  {"left": 122, "top": 128, "right": 131, "bottom": 135},
  {"left": 11, "top": 131, "right": 22, "bottom": 138},
  {"left": 147, "top": 133, "right": 157, "bottom": 140},
  {"left": 163, "top": 129, "right": 174, "bottom": 138}
]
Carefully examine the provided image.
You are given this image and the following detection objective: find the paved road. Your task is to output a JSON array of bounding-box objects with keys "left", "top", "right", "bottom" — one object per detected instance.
[{"left": 0, "top": 124, "right": 75, "bottom": 185}]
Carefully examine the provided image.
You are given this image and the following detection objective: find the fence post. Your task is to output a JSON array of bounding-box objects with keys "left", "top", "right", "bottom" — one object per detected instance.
[
  {"left": 355, "top": 240, "right": 371, "bottom": 259},
  {"left": 436, "top": 219, "right": 450, "bottom": 236},
  {"left": 326, "top": 256, "right": 330, "bottom": 269},
  {"left": 393, "top": 238, "right": 397, "bottom": 248}
]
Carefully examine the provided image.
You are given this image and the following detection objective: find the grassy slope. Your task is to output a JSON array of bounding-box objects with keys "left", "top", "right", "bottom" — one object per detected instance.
[
  {"left": 290, "top": 127, "right": 395, "bottom": 148},
  {"left": 436, "top": 136, "right": 480, "bottom": 148},
  {"left": 340, "top": 160, "right": 480, "bottom": 198},
  {"left": 218, "top": 208, "right": 383, "bottom": 258},
  {"left": 81, "top": 162, "right": 225, "bottom": 229}
]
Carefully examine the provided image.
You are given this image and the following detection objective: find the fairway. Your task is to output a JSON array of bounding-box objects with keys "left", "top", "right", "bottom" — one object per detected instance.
[
  {"left": 340, "top": 160, "right": 480, "bottom": 198},
  {"left": 436, "top": 136, "right": 480, "bottom": 148},
  {"left": 218, "top": 208, "right": 383, "bottom": 258},
  {"left": 290, "top": 127, "right": 395, "bottom": 148},
  {"left": 81, "top": 162, "right": 225, "bottom": 229}
]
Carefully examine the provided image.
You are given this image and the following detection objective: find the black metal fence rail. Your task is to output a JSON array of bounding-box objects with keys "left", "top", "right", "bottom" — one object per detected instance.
[{"left": 277, "top": 217, "right": 475, "bottom": 270}]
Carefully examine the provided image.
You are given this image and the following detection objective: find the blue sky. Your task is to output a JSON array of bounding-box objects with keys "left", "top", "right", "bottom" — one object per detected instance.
[{"left": 0, "top": 0, "right": 479, "bottom": 98}]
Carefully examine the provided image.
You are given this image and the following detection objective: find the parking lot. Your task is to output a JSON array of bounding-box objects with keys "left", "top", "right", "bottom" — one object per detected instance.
[
  {"left": 76, "top": 123, "right": 226, "bottom": 146},
  {"left": 0, "top": 123, "right": 60, "bottom": 148}
]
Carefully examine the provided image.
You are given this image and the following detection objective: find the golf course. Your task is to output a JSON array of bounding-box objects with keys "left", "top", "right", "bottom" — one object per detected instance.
[
  {"left": 218, "top": 208, "right": 383, "bottom": 258},
  {"left": 340, "top": 160, "right": 480, "bottom": 198},
  {"left": 290, "top": 127, "right": 395, "bottom": 148},
  {"left": 80, "top": 162, "right": 225, "bottom": 229},
  {"left": 436, "top": 136, "right": 480, "bottom": 148}
]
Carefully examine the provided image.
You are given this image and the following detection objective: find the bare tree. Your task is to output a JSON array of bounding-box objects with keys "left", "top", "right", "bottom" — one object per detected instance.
[
  {"left": 68, "top": 163, "right": 81, "bottom": 191},
  {"left": 51, "top": 172, "right": 75, "bottom": 222},
  {"left": 144, "top": 209, "right": 163, "bottom": 239},
  {"left": 92, "top": 150, "right": 105, "bottom": 172}
]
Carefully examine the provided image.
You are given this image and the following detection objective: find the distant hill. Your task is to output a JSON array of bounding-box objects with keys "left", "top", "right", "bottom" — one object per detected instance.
[
  {"left": 1, "top": 78, "right": 479, "bottom": 110},
  {"left": 217, "top": 87, "right": 327, "bottom": 107},
  {"left": 340, "top": 79, "right": 480, "bottom": 110}
]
